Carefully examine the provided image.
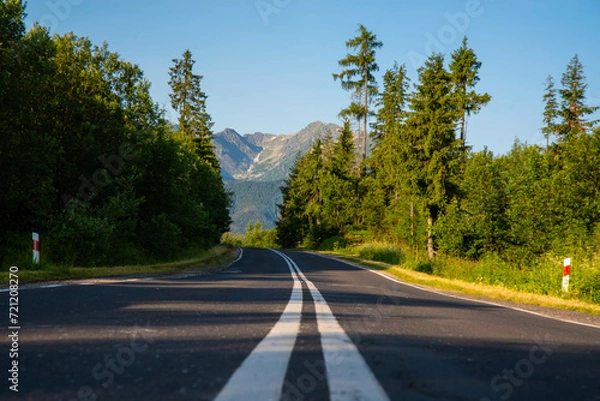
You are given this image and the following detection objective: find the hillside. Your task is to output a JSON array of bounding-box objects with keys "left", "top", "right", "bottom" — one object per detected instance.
[
  {"left": 214, "top": 121, "right": 341, "bottom": 182},
  {"left": 225, "top": 180, "right": 284, "bottom": 234}
]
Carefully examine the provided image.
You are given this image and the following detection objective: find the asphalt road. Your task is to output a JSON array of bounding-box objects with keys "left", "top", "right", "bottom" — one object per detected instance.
[{"left": 1, "top": 248, "right": 600, "bottom": 401}]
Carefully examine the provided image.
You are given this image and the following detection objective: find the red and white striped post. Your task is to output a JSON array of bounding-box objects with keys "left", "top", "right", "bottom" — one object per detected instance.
[
  {"left": 32, "top": 232, "right": 40, "bottom": 264},
  {"left": 562, "top": 258, "right": 571, "bottom": 293}
]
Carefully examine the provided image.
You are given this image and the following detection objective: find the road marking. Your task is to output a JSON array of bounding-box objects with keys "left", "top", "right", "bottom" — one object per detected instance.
[
  {"left": 0, "top": 283, "right": 67, "bottom": 293},
  {"left": 311, "top": 252, "right": 600, "bottom": 330},
  {"left": 271, "top": 249, "right": 390, "bottom": 401},
  {"left": 230, "top": 247, "right": 244, "bottom": 265},
  {"left": 214, "top": 251, "right": 302, "bottom": 401}
]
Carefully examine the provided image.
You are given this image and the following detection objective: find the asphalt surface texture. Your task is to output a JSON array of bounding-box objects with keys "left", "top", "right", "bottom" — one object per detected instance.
[{"left": 1, "top": 248, "right": 599, "bottom": 401}]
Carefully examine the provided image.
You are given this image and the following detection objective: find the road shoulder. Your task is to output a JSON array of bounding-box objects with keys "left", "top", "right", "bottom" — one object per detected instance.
[
  {"left": 311, "top": 251, "right": 600, "bottom": 329},
  {"left": 2, "top": 246, "right": 241, "bottom": 291}
]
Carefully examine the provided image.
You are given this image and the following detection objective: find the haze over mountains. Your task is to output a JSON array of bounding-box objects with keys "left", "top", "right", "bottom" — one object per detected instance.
[{"left": 215, "top": 121, "right": 341, "bottom": 233}]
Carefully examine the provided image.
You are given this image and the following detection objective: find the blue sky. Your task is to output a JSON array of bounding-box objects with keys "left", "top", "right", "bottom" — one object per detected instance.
[{"left": 24, "top": 0, "right": 600, "bottom": 154}]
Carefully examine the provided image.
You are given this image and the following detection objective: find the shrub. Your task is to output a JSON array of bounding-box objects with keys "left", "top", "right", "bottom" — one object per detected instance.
[
  {"left": 139, "top": 214, "right": 182, "bottom": 260},
  {"left": 222, "top": 232, "right": 243, "bottom": 247},
  {"left": 50, "top": 202, "right": 115, "bottom": 267},
  {"left": 358, "top": 244, "right": 404, "bottom": 265},
  {"left": 318, "top": 236, "right": 349, "bottom": 251}
]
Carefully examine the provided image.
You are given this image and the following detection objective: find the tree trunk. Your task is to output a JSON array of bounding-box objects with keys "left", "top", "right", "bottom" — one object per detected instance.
[
  {"left": 460, "top": 112, "right": 466, "bottom": 148},
  {"left": 427, "top": 211, "right": 435, "bottom": 260},
  {"left": 363, "top": 70, "right": 368, "bottom": 162},
  {"left": 410, "top": 201, "right": 414, "bottom": 239}
]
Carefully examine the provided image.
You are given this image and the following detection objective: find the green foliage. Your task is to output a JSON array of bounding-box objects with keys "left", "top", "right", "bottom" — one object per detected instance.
[
  {"left": 221, "top": 232, "right": 243, "bottom": 247},
  {"left": 318, "top": 236, "right": 349, "bottom": 251},
  {"left": 277, "top": 30, "right": 600, "bottom": 303},
  {"left": 225, "top": 180, "right": 283, "bottom": 233},
  {"left": 333, "top": 24, "right": 383, "bottom": 158},
  {"left": 0, "top": 3, "right": 230, "bottom": 269},
  {"left": 542, "top": 75, "right": 560, "bottom": 145},
  {"left": 221, "top": 222, "right": 278, "bottom": 249},
  {"left": 372, "top": 62, "right": 410, "bottom": 141},
  {"left": 277, "top": 130, "right": 361, "bottom": 249},
  {"left": 242, "top": 222, "right": 278, "bottom": 248},
  {"left": 169, "top": 49, "right": 218, "bottom": 170},
  {"left": 558, "top": 54, "right": 599, "bottom": 140},
  {"left": 449, "top": 37, "right": 491, "bottom": 148},
  {"left": 358, "top": 244, "right": 404, "bottom": 265}
]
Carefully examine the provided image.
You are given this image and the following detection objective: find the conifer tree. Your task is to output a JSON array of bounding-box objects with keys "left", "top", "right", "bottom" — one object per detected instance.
[
  {"left": 169, "top": 50, "right": 219, "bottom": 170},
  {"left": 331, "top": 121, "right": 357, "bottom": 178},
  {"left": 277, "top": 139, "right": 327, "bottom": 247},
  {"left": 333, "top": 25, "right": 382, "bottom": 162},
  {"left": 449, "top": 37, "right": 490, "bottom": 150},
  {"left": 407, "top": 53, "right": 462, "bottom": 259},
  {"left": 542, "top": 75, "right": 559, "bottom": 147},
  {"left": 373, "top": 62, "right": 410, "bottom": 142},
  {"left": 558, "top": 54, "right": 598, "bottom": 140}
]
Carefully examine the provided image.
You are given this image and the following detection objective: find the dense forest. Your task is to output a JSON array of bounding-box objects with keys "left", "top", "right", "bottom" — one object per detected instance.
[
  {"left": 0, "top": 1, "right": 230, "bottom": 267},
  {"left": 225, "top": 180, "right": 283, "bottom": 233},
  {"left": 277, "top": 26, "right": 600, "bottom": 274}
]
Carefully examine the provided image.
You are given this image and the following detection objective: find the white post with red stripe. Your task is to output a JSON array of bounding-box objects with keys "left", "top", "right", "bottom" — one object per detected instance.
[
  {"left": 562, "top": 258, "right": 571, "bottom": 293},
  {"left": 32, "top": 232, "right": 40, "bottom": 264}
]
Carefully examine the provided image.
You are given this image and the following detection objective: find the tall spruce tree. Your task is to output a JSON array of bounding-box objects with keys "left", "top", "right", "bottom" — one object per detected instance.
[
  {"left": 169, "top": 50, "right": 219, "bottom": 170},
  {"left": 338, "top": 101, "right": 366, "bottom": 161},
  {"left": 321, "top": 122, "right": 359, "bottom": 235},
  {"left": 407, "top": 53, "right": 462, "bottom": 259},
  {"left": 542, "top": 75, "right": 559, "bottom": 147},
  {"left": 558, "top": 54, "right": 598, "bottom": 140},
  {"left": 373, "top": 62, "right": 410, "bottom": 142},
  {"left": 277, "top": 138, "right": 328, "bottom": 247},
  {"left": 333, "top": 24, "right": 382, "bottom": 162},
  {"left": 449, "top": 37, "right": 490, "bottom": 151}
]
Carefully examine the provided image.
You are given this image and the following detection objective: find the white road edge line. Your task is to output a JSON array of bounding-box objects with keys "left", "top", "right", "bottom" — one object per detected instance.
[
  {"left": 271, "top": 249, "right": 391, "bottom": 401},
  {"left": 310, "top": 252, "right": 600, "bottom": 330},
  {"left": 230, "top": 247, "right": 244, "bottom": 265},
  {"left": 214, "top": 250, "right": 302, "bottom": 401}
]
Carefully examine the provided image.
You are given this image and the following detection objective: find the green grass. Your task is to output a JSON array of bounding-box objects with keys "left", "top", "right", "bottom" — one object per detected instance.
[
  {"left": 358, "top": 243, "right": 404, "bottom": 265},
  {"left": 1, "top": 245, "right": 236, "bottom": 284},
  {"left": 318, "top": 243, "right": 600, "bottom": 316}
]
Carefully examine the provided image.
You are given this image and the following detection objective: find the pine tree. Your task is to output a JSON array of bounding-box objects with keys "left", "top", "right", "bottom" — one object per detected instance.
[
  {"left": 169, "top": 50, "right": 219, "bottom": 170},
  {"left": 331, "top": 121, "right": 357, "bottom": 178},
  {"left": 373, "top": 62, "right": 410, "bottom": 142},
  {"left": 0, "top": 0, "right": 25, "bottom": 46},
  {"left": 449, "top": 37, "right": 491, "bottom": 151},
  {"left": 407, "top": 53, "right": 462, "bottom": 259},
  {"left": 333, "top": 24, "right": 382, "bottom": 162},
  {"left": 277, "top": 139, "right": 327, "bottom": 247},
  {"left": 558, "top": 54, "right": 598, "bottom": 140},
  {"left": 542, "top": 75, "right": 559, "bottom": 147},
  {"left": 338, "top": 101, "right": 366, "bottom": 162}
]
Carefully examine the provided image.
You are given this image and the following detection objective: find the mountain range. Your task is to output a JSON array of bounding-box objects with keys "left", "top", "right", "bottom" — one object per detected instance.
[{"left": 214, "top": 121, "right": 341, "bottom": 233}]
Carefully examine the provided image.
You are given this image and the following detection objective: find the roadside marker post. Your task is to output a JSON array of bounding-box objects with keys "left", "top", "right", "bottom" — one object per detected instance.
[
  {"left": 562, "top": 258, "right": 571, "bottom": 293},
  {"left": 32, "top": 232, "right": 40, "bottom": 264}
]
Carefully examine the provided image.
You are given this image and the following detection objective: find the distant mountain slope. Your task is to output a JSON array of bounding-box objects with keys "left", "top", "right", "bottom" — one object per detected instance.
[
  {"left": 214, "top": 121, "right": 341, "bottom": 182},
  {"left": 216, "top": 121, "right": 342, "bottom": 233},
  {"left": 225, "top": 180, "right": 283, "bottom": 233}
]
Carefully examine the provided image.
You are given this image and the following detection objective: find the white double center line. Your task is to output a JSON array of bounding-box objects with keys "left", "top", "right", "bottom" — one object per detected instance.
[
  {"left": 271, "top": 249, "right": 390, "bottom": 401},
  {"left": 214, "top": 252, "right": 303, "bottom": 401}
]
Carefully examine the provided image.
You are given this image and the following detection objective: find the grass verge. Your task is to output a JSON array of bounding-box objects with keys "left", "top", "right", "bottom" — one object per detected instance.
[
  {"left": 2, "top": 245, "right": 237, "bottom": 284},
  {"left": 318, "top": 251, "right": 600, "bottom": 317}
]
